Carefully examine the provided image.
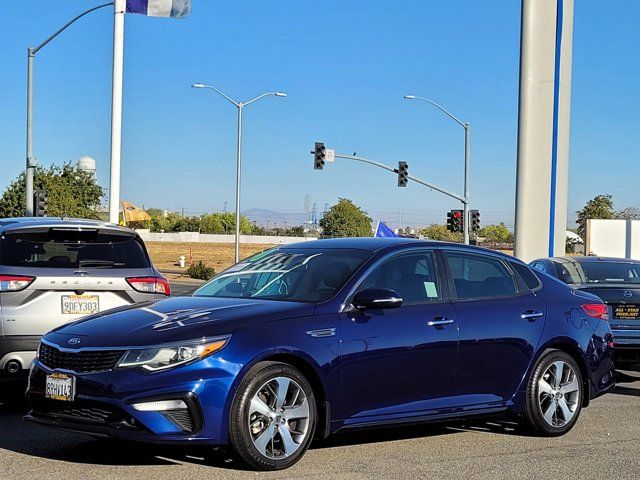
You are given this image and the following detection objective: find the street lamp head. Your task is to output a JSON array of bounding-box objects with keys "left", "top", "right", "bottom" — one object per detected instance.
[
  {"left": 274, "top": 92, "right": 287, "bottom": 97},
  {"left": 191, "top": 83, "right": 207, "bottom": 88},
  {"left": 404, "top": 95, "right": 416, "bottom": 99}
]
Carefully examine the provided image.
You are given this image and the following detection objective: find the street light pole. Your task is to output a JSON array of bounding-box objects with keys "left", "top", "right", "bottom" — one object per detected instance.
[
  {"left": 191, "top": 83, "right": 286, "bottom": 263},
  {"left": 24, "top": 2, "right": 114, "bottom": 216},
  {"left": 234, "top": 102, "right": 243, "bottom": 263},
  {"left": 404, "top": 95, "right": 471, "bottom": 244}
]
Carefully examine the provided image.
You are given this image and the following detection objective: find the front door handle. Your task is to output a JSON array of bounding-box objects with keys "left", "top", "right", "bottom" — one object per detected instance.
[
  {"left": 521, "top": 310, "right": 544, "bottom": 321},
  {"left": 427, "top": 317, "right": 454, "bottom": 328}
]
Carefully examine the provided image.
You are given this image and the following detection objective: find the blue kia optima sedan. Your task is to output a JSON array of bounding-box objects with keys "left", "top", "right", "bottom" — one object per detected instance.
[{"left": 25, "top": 238, "right": 615, "bottom": 470}]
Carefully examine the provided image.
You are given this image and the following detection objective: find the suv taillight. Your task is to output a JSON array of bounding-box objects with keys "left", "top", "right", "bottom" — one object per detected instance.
[
  {"left": 582, "top": 303, "right": 609, "bottom": 320},
  {"left": 126, "top": 276, "right": 171, "bottom": 296},
  {"left": 0, "top": 275, "right": 35, "bottom": 292}
]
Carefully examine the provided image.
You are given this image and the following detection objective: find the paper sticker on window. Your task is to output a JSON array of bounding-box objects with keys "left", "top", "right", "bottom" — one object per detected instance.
[{"left": 424, "top": 282, "right": 438, "bottom": 298}]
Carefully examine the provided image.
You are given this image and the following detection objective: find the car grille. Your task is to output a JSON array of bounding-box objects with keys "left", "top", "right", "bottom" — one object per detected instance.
[
  {"left": 30, "top": 395, "right": 129, "bottom": 426},
  {"left": 39, "top": 343, "right": 125, "bottom": 373}
]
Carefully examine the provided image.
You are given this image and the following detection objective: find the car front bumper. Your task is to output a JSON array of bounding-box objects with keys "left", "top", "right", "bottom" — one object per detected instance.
[{"left": 25, "top": 356, "right": 239, "bottom": 446}]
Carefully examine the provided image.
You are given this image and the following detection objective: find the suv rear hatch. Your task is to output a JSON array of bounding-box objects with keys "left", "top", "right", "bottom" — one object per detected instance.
[{"left": 0, "top": 226, "right": 167, "bottom": 336}]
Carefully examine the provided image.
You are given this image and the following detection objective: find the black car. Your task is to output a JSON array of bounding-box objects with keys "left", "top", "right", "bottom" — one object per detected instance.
[{"left": 531, "top": 256, "right": 640, "bottom": 369}]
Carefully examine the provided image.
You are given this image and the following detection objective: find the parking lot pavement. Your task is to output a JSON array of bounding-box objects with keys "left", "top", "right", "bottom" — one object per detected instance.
[
  {"left": 168, "top": 278, "right": 205, "bottom": 297},
  {"left": 1, "top": 371, "right": 638, "bottom": 480}
]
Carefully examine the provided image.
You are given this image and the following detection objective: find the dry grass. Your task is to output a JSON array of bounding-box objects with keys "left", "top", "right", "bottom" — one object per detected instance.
[{"left": 146, "top": 242, "right": 275, "bottom": 273}]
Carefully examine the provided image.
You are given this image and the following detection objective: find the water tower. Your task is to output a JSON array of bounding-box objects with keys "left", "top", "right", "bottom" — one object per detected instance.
[{"left": 77, "top": 156, "right": 96, "bottom": 177}]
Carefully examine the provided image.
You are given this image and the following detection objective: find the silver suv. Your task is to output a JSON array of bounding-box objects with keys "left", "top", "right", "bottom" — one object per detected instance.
[{"left": 0, "top": 217, "right": 169, "bottom": 379}]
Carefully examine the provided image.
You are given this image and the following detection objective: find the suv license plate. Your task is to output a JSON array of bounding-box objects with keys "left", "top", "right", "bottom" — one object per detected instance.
[
  {"left": 61, "top": 294, "right": 99, "bottom": 315},
  {"left": 45, "top": 373, "right": 75, "bottom": 402}
]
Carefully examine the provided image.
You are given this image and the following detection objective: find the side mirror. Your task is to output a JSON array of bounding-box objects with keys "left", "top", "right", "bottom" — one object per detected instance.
[{"left": 352, "top": 288, "right": 403, "bottom": 310}]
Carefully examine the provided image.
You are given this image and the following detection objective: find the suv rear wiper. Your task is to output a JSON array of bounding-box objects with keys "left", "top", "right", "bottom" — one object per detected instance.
[{"left": 78, "top": 260, "right": 125, "bottom": 268}]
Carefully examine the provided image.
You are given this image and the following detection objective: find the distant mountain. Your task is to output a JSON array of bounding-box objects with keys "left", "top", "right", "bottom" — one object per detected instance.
[{"left": 242, "top": 208, "right": 309, "bottom": 227}]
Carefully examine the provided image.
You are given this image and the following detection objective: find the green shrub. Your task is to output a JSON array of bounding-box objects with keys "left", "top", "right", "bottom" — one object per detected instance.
[{"left": 186, "top": 261, "right": 216, "bottom": 280}]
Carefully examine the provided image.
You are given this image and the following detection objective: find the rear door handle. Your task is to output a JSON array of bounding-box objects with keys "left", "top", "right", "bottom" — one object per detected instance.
[
  {"left": 521, "top": 310, "right": 544, "bottom": 321},
  {"left": 427, "top": 317, "right": 454, "bottom": 328}
]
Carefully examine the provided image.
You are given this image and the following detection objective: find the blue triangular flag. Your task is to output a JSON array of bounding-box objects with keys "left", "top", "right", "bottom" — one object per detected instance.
[{"left": 375, "top": 221, "right": 396, "bottom": 238}]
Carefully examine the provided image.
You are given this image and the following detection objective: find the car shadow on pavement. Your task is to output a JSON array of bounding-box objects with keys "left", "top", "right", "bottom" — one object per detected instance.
[
  {"left": 0, "top": 403, "right": 184, "bottom": 466},
  {"left": 0, "top": 402, "right": 255, "bottom": 470},
  {"left": 313, "top": 416, "right": 525, "bottom": 451},
  {"left": 614, "top": 370, "right": 640, "bottom": 397}
]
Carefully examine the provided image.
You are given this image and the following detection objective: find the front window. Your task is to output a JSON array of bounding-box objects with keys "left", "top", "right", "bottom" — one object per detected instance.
[
  {"left": 555, "top": 261, "right": 640, "bottom": 285},
  {"left": 193, "top": 247, "right": 371, "bottom": 303},
  {"left": 355, "top": 251, "right": 441, "bottom": 304}
]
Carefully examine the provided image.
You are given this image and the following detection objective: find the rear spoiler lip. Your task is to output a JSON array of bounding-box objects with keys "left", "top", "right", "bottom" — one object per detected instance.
[{"left": 1, "top": 226, "right": 138, "bottom": 237}]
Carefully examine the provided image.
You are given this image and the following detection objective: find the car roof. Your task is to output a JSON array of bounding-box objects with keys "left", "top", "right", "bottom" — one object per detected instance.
[
  {"left": 0, "top": 217, "right": 136, "bottom": 235},
  {"left": 279, "top": 237, "right": 521, "bottom": 260},
  {"left": 537, "top": 256, "right": 640, "bottom": 265}
]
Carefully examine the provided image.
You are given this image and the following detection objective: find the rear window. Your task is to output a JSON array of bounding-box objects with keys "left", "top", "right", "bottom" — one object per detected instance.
[
  {"left": 554, "top": 261, "right": 640, "bottom": 285},
  {"left": 0, "top": 229, "right": 150, "bottom": 269}
]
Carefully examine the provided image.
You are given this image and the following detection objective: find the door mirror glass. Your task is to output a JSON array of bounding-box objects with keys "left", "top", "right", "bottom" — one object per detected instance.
[{"left": 352, "top": 288, "right": 403, "bottom": 310}]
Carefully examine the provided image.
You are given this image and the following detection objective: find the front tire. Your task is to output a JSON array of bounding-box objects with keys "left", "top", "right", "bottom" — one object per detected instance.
[
  {"left": 228, "top": 361, "right": 316, "bottom": 470},
  {"left": 524, "top": 350, "right": 583, "bottom": 436}
]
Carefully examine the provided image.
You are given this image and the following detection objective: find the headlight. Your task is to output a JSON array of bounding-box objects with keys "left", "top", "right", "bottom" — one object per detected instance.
[{"left": 117, "top": 336, "right": 230, "bottom": 372}]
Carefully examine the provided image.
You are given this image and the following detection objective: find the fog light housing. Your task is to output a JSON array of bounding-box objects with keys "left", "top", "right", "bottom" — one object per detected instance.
[
  {"left": 129, "top": 393, "right": 204, "bottom": 434},
  {"left": 131, "top": 399, "right": 187, "bottom": 411}
]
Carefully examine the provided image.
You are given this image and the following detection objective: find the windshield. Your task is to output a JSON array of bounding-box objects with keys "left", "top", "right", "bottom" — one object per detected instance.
[
  {"left": 0, "top": 229, "right": 151, "bottom": 269},
  {"left": 554, "top": 261, "right": 640, "bottom": 285},
  {"left": 193, "top": 247, "right": 371, "bottom": 303}
]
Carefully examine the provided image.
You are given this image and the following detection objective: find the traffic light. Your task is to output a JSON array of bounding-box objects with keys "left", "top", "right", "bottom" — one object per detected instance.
[
  {"left": 34, "top": 190, "right": 48, "bottom": 217},
  {"left": 447, "top": 209, "right": 463, "bottom": 232},
  {"left": 397, "top": 161, "right": 408, "bottom": 187},
  {"left": 470, "top": 209, "right": 480, "bottom": 232},
  {"left": 313, "top": 142, "right": 326, "bottom": 170}
]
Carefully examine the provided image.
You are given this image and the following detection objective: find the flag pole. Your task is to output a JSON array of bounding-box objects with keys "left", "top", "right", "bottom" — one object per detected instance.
[{"left": 109, "top": 0, "right": 126, "bottom": 224}]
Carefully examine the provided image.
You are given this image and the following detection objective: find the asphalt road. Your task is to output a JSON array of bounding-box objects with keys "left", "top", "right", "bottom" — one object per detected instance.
[
  {"left": 0, "top": 371, "right": 638, "bottom": 480},
  {"left": 169, "top": 279, "right": 204, "bottom": 297}
]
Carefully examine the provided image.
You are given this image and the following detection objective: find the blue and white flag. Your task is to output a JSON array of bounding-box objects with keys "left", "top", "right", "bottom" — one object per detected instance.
[
  {"left": 374, "top": 220, "right": 397, "bottom": 238},
  {"left": 126, "top": 0, "right": 191, "bottom": 18}
]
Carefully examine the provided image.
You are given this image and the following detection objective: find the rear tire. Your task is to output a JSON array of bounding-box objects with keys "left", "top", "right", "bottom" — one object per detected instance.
[
  {"left": 228, "top": 361, "right": 316, "bottom": 471},
  {"left": 524, "top": 350, "right": 583, "bottom": 436}
]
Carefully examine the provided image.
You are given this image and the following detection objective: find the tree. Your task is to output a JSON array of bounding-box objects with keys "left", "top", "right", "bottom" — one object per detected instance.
[
  {"left": 0, "top": 164, "right": 103, "bottom": 218},
  {"left": 420, "top": 224, "right": 462, "bottom": 242},
  {"left": 615, "top": 206, "right": 640, "bottom": 220},
  {"left": 319, "top": 198, "right": 372, "bottom": 237},
  {"left": 478, "top": 223, "right": 513, "bottom": 243},
  {"left": 576, "top": 194, "right": 614, "bottom": 239}
]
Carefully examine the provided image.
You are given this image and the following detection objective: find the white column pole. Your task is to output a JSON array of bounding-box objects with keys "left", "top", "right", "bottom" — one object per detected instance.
[
  {"left": 514, "top": 0, "right": 574, "bottom": 261},
  {"left": 108, "top": 0, "right": 126, "bottom": 224}
]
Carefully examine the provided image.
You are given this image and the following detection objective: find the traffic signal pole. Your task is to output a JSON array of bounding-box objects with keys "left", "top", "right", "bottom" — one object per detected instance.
[
  {"left": 25, "top": 2, "right": 114, "bottom": 216},
  {"left": 463, "top": 123, "right": 470, "bottom": 245},
  {"left": 329, "top": 153, "right": 469, "bottom": 242}
]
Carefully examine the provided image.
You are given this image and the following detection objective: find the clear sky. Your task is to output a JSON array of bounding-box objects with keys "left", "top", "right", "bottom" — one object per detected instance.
[{"left": 0, "top": 1, "right": 638, "bottom": 229}]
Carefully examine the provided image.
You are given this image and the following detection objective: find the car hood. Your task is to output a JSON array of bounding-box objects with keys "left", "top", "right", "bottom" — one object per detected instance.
[{"left": 45, "top": 296, "right": 315, "bottom": 348}]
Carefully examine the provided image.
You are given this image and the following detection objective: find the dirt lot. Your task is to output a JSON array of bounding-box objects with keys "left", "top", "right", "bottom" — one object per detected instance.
[{"left": 145, "top": 242, "right": 275, "bottom": 274}]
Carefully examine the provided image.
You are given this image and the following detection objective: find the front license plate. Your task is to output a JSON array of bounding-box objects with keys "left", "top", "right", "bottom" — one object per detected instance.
[
  {"left": 61, "top": 294, "right": 99, "bottom": 315},
  {"left": 45, "top": 373, "right": 75, "bottom": 402},
  {"left": 613, "top": 304, "right": 640, "bottom": 320}
]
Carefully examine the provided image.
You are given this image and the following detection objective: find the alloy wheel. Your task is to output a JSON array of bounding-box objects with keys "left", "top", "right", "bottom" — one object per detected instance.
[
  {"left": 537, "top": 360, "right": 580, "bottom": 427},
  {"left": 248, "top": 376, "right": 310, "bottom": 459}
]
